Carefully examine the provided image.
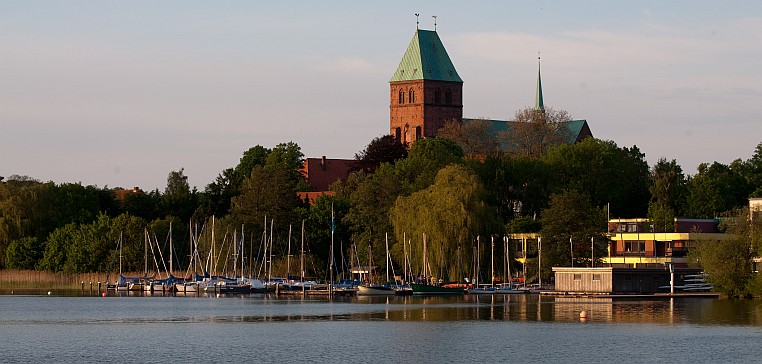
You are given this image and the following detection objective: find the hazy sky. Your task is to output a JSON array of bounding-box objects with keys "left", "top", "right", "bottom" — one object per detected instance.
[{"left": 3, "top": 1, "right": 761, "bottom": 190}]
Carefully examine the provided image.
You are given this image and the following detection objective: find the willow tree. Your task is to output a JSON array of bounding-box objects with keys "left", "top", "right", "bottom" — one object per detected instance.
[{"left": 390, "top": 164, "right": 500, "bottom": 281}]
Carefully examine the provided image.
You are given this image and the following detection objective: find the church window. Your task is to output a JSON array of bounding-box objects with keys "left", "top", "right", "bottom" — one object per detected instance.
[
  {"left": 395, "top": 127, "right": 401, "bottom": 142},
  {"left": 415, "top": 126, "right": 422, "bottom": 141},
  {"left": 399, "top": 90, "right": 405, "bottom": 104},
  {"left": 434, "top": 88, "right": 441, "bottom": 103},
  {"left": 409, "top": 89, "right": 415, "bottom": 104},
  {"left": 445, "top": 89, "right": 452, "bottom": 104}
]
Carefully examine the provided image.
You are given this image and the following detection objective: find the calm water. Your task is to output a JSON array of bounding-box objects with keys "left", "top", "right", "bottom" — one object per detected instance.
[{"left": 2, "top": 292, "right": 761, "bottom": 363}]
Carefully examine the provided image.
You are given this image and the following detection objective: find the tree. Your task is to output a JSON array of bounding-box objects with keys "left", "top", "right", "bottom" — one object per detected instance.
[
  {"left": 500, "top": 107, "right": 573, "bottom": 158},
  {"left": 353, "top": 135, "right": 408, "bottom": 173},
  {"left": 295, "top": 194, "right": 351, "bottom": 277},
  {"left": 200, "top": 168, "right": 239, "bottom": 218},
  {"left": 650, "top": 158, "right": 687, "bottom": 216},
  {"left": 265, "top": 142, "right": 308, "bottom": 191},
  {"left": 685, "top": 162, "right": 749, "bottom": 218},
  {"left": 161, "top": 168, "right": 198, "bottom": 221},
  {"left": 5, "top": 237, "right": 43, "bottom": 270},
  {"left": 231, "top": 164, "right": 302, "bottom": 252},
  {"left": 539, "top": 190, "right": 607, "bottom": 280},
  {"left": 543, "top": 138, "right": 650, "bottom": 218},
  {"left": 390, "top": 164, "right": 501, "bottom": 281},
  {"left": 437, "top": 119, "right": 499, "bottom": 157},
  {"left": 234, "top": 145, "right": 271, "bottom": 181},
  {"left": 341, "top": 165, "right": 407, "bottom": 264},
  {"left": 393, "top": 137, "right": 464, "bottom": 192},
  {"left": 689, "top": 207, "right": 759, "bottom": 297},
  {"left": 467, "top": 154, "right": 552, "bottom": 223}
]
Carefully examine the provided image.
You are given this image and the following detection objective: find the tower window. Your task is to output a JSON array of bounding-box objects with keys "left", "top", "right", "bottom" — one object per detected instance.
[
  {"left": 395, "top": 127, "right": 401, "bottom": 142},
  {"left": 415, "top": 126, "right": 422, "bottom": 141},
  {"left": 399, "top": 90, "right": 405, "bottom": 104},
  {"left": 445, "top": 89, "right": 452, "bottom": 104},
  {"left": 409, "top": 89, "right": 415, "bottom": 104},
  {"left": 434, "top": 88, "right": 441, "bottom": 103}
]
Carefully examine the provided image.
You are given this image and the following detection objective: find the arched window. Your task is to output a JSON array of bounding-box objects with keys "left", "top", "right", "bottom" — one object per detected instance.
[
  {"left": 409, "top": 89, "right": 415, "bottom": 104},
  {"left": 395, "top": 127, "right": 402, "bottom": 142},
  {"left": 445, "top": 89, "right": 452, "bottom": 104},
  {"left": 399, "top": 90, "right": 405, "bottom": 104},
  {"left": 434, "top": 88, "right": 441, "bottom": 103},
  {"left": 415, "top": 126, "right": 422, "bottom": 141}
]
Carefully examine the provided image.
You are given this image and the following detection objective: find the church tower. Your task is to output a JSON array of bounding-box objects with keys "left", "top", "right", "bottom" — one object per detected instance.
[{"left": 389, "top": 29, "right": 463, "bottom": 144}]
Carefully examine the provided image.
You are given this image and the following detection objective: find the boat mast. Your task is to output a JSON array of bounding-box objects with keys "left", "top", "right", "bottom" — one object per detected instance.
[
  {"left": 300, "top": 220, "right": 305, "bottom": 283},
  {"left": 385, "top": 232, "right": 390, "bottom": 284},
  {"left": 287, "top": 224, "right": 292, "bottom": 280},
  {"left": 169, "top": 221, "right": 173, "bottom": 277},
  {"left": 330, "top": 204, "right": 335, "bottom": 296},
  {"left": 268, "top": 219, "right": 274, "bottom": 282},
  {"left": 491, "top": 235, "right": 495, "bottom": 289},
  {"left": 422, "top": 231, "right": 427, "bottom": 283}
]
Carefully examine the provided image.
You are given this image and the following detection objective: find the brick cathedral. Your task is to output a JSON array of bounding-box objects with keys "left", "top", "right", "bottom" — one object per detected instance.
[{"left": 301, "top": 27, "right": 592, "bottom": 197}]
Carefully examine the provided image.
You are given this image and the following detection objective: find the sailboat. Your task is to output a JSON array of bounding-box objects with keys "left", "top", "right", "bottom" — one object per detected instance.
[
  {"left": 357, "top": 233, "right": 395, "bottom": 296},
  {"left": 411, "top": 232, "right": 465, "bottom": 295}
]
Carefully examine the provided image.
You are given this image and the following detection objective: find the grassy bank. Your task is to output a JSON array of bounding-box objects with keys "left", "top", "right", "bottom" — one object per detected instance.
[{"left": 0, "top": 269, "right": 118, "bottom": 290}]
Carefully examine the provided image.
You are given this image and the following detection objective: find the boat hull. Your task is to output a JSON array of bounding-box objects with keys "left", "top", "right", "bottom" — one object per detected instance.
[
  {"left": 357, "top": 285, "right": 396, "bottom": 296},
  {"left": 411, "top": 283, "right": 464, "bottom": 295}
]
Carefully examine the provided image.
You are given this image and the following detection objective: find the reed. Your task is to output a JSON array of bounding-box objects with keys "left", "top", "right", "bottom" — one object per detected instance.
[{"left": 0, "top": 269, "right": 116, "bottom": 290}]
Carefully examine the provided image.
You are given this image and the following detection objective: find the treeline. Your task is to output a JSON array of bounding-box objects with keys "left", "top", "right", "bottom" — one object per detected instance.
[{"left": 2, "top": 133, "right": 762, "bottom": 288}]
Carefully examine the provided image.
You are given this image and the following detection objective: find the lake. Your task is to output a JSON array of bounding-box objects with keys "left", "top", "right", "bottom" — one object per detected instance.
[{"left": 1, "top": 291, "right": 761, "bottom": 363}]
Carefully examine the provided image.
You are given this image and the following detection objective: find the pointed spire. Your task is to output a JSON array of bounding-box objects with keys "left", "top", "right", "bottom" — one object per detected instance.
[{"left": 535, "top": 53, "right": 545, "bottom": 113}]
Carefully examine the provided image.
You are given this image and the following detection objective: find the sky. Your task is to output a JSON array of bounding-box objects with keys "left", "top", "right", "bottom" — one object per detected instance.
[{"left": 2, "top": 1, "right": 761, "bottom": 191}]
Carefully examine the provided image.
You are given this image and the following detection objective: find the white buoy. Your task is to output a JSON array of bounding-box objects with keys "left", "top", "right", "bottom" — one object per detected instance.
[
  {"left": 47, "top": 291, "right": 52, "bottom": 295},
  {"left": 580, "top": 310, "right": 588, "bottom": 319}
]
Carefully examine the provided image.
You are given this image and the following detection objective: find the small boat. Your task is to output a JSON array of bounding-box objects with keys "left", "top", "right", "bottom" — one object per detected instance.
[
  {"left": 411, "top": 283, "right": 465, "bottom": 295},
  {"left": 357, "top": 284, "right": 396, "bottom": 296}
]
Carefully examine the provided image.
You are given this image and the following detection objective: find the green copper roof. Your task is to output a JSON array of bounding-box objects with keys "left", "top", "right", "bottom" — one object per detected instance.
[
  {"left": 463, "top": 118, "right": 590, "bottom": 146},
  {"left": 390, "top": 30, "right": 463, "bottom": 83},
  {"left": 535, "top": 60, "right": 544, "bottom": 111}
]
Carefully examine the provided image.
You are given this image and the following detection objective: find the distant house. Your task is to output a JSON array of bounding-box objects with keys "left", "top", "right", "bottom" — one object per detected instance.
[
  {"left": 605, "top": 218, "right": 731, "bottom": 268},
  {"left": 114, "top": 186, "right": 142, "bottom": 201},
  {"left": 298, "top": 156, "right": 355, "bottom": 203}
]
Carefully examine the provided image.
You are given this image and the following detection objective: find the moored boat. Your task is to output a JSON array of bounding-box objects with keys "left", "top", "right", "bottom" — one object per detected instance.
[
  {"left": 411, "top": 283, "right": 465, "bottom": 295},
  {"left": 357, "top": 284, "right": 396, "bottom": 296}
]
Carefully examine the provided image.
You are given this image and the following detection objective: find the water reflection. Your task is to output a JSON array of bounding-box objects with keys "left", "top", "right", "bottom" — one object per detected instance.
[{"left": 3, "top": 290, "right": 762, "bottom": 326}]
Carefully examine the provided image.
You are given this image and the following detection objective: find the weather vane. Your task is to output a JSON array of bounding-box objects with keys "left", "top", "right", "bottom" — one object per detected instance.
[
  {"left": 433, "top": 15, "right": 437, "bottom": 31},
  {"left": 415, "top": 13, "right": 419, "bottom": 29}
]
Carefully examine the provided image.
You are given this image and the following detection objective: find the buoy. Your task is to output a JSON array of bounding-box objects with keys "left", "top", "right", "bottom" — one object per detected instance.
[
  {"left": 47, "top": 291, "right": 52, "bottom": 295},
  {"left": 102, "top": 292, "right": 107, "bottom": 297},
  {"left": 580, "top": 310, "right": 588, "bottom": 319}
]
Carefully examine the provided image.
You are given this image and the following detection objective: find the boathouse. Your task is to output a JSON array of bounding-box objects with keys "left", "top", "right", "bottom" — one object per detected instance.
[{"left": 552, "top": 267, "right": 704, "bottom": 294}]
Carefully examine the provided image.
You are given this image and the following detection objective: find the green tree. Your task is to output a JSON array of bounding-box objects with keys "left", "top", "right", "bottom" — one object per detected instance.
[
  {"left": 394, "top": 137, "right": 464, "bottom": 192},
  {"left": 234, "top": 145, "right": 271, "bottom": 181},
  {"left": 161, "top": 168, "right": 198, "bottom": 221},
  {"left": 468, "top": 154, "right": 552, "bottom": 222},
  {"left": 650, "top": 158, "right": 687, "bottom": 216},
  {"left": 5, "top": 237, "right": 44, "bottom": 270},
  {"left": 543, "top": 138, "right": 650, "bottom": 218},
  {"left": 390, "top": 164, "right": 501, "bottom": 281},
  {"left": 689, "top": 207, "right": 759, "bottom": 297},
  {"left": 539, "top": 190, "right": 607, "bottom": 280},
  {"left": 231, "top": 164, "right": 301, "bottom": 255},
  {"left": 685, "top": 162, "right": 749, "bottom": 218}
]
